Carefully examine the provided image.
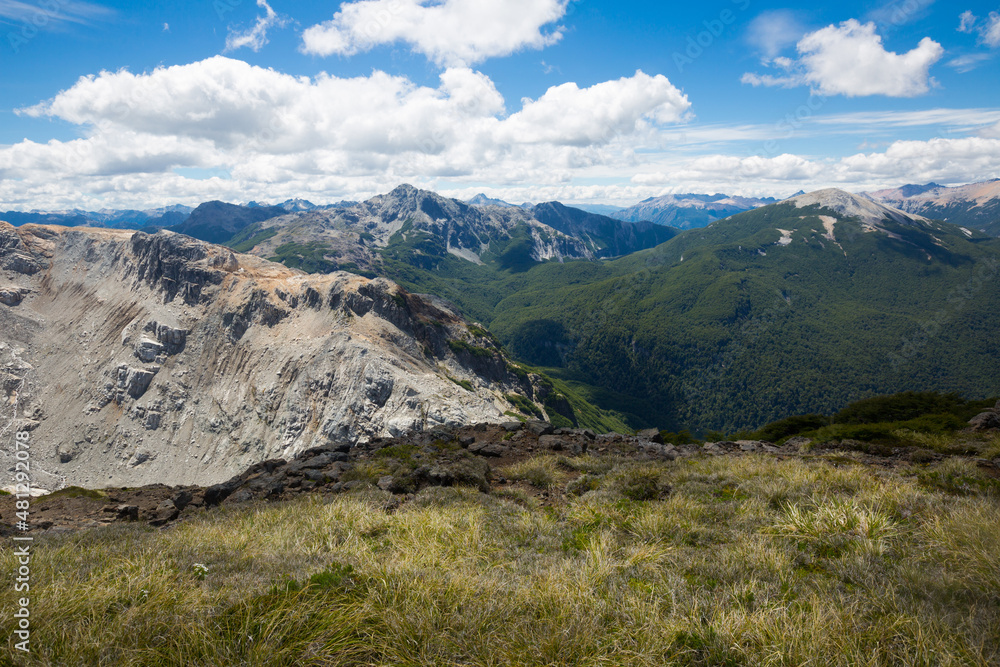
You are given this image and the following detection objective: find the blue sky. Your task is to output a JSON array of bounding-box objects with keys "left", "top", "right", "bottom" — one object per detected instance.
[{"left": 1, "top": 0, "right": 999, "bottom": 210}]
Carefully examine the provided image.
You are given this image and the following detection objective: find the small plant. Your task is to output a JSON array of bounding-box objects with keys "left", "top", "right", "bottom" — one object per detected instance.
[
  {"left": 309, "top": 563, "right": 355, "bottom": 590},
  {"left": 191, "top": 563, "right": 209, "bottom": 581},
  {"left": 618, "top": 469, "right": 672, "bottom": 501},
  {"left": 504, "top": 457, "right": 564, "bottom": 490},
  {"left": 447, "top": 375, "right": 474, "bottom": 391},
  {"left": 566, "top": 474, "right": 601, "bottom": 497}
]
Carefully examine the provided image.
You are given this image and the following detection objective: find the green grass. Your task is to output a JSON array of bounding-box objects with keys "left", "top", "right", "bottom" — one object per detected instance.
[{"left": 5, "top": 454, "right": 999, "bottom": 665}]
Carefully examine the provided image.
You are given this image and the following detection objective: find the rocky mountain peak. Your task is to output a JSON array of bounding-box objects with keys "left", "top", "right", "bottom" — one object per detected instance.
[
  {"left": 787, "top": 188, "right": 927, "bottom": 228},
  {"left": 0, "top": 224, "right": 549, "bottom": 489}
]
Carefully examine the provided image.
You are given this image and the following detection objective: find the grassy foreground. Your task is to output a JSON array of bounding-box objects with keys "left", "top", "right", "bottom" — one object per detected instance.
[{"left": 3, "top": 452, "right": 999, "bottom": 666}]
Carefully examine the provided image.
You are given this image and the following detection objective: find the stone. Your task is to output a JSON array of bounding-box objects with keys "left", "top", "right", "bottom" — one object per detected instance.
[
  {"left": 538, "top": 435, "right": 569, "bottom": 451},
  {"left": 148, "top": 499, "right": 179, "bottom": 526},
  {"left": 501, "top": 421, "right": 523, "bottom": 432},
  {"left": 458, "top": 435, "right": 476, "bottom": 448},
  {"left": 303, "top": 469, "right": 327, "bottom": 483},
  {"left": 144, "top": 411, "right": 162, "bottom": 431},
  {"left": 57, "top": 442, "right": 82, "bottom": 464},
  {"left": 116, "top": 505, "right": 139, "bottom": 521},
  {"left": 526, "top": 420, "right": 555, "bottom": 436},
  {"left": 969, "top": 411, "right": 1000, "bottom": 431},
  {"left": 134, "top": 338, "right": 165, "bottom": 363},
  {"left": 469, "top": 441, "right": 506, "bottom": 457},
  {"left": 637, "top": 428, "right": 664, "bottom": 444},
  {"left": 171, "top": 490, "right": 194, "bottom": 511},
  {"left": 785, "top": 436, "right": 813, "bottom": 451},
  {"left": 377, "top": 475, "right": 395, "bottom": 491},
  {"left": 0, "top": 287, "right": 28, "bottom": 307},
  {"left": 116, "top": 365, "right": 157, "bottom": 400}
]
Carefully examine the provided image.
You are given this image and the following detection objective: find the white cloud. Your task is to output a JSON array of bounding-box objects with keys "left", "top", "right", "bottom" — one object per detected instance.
[
  {"left": 984, "top": 12, "right": 1000, "bottom": 47},
  {"left": 980, "top": 120, "right": 1000, "bottom": 139},
  {"left": 226, "top": 0, "right": 286, "bottom": 52},
  {"left": 4, "top": 57, "right": 694, "bottom": 210},
  {"left": 947, "top": 53, "right": 991, "bottom": 72},
  {"left": 956, "top": 10, "right": 1000, "bottom": 47},
  {"left": 629, "top": 136, "right": 1000, "bottom": 195},
  {"left": 958, "top": 10, "right": 977, "bottom": 33},
  {"left": 499, "top": 72, "right": 691, "bottom": 146},
  {"left": 300, "top": 0, "right": 569, "bottom": 67},
  {"left": 0, "top": 0, "right": 111, "bottom": 27},
  {"left": 742, "top": 20, "right": 944, "bottom": 97},
  {"left": 746, "top": 11, "right": 807, "bottom": 59}
]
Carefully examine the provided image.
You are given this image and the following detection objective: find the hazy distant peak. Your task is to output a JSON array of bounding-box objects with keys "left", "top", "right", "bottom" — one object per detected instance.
[{"left": 467, "top": 193, "right": 518, "bottom": 208}]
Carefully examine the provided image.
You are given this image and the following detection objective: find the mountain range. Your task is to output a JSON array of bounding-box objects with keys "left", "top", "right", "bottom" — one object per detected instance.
[
  {"left": 2, "top": 180, "right": 999, "bottom": 468},
  {"left": 610, "top": 193, "right": 779, "bottom": 229},
  {"left": 223, "top": 185, "right": 678, "bottom": 278},
  {"left": 865, "top": 179, "right": 1000, "bottom": 236}
]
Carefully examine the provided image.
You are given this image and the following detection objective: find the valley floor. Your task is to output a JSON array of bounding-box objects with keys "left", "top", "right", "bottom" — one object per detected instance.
[{"left": 2, "top": 428, "right": 999, "bottom": 666}]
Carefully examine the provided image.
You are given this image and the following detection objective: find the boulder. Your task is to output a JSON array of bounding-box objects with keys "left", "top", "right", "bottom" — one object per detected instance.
[
  {"left": 969, "top": 411, "right": 1000, "bottom": 431},
  {"left": 148, "top": 499, "right": 179, "bottom": 526},
  {"left": 0, "top": 287, "right": 29, "bottom": 306},
  {"left": 784, "top": 436, "right": 813, "bottom": 451},
  {"left": 501, "top": 421, "right": 524, "bottom": 432},
  {"left": 116, "top": 365, "right": 157, "bottom": 399},
  {"left": 134, "top": 338, "right": 164, "bottom": 363},
  {"left": 469, "top": 441, "right": 506, "bottom": 457},
  {"left": 526, "top": 420, "right": 555, "bottom": 436},
  {"left": 538, "top": 435, "right": 569, "bottom": 451},
  {"left": 637, "top": 428, "right": 664, "bottom": 444},
  {"left": 171, "top": 490, "right": 194, "bottom": 511}
]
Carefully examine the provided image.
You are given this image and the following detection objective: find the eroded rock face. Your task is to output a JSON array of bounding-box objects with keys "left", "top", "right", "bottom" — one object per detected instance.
[{"left": 0, "top": 223, "right": 545, "bottom": 488}]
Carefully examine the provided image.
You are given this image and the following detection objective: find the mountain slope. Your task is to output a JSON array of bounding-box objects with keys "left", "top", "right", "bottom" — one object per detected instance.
[
  {"left": 0, "top": 221, "right": 614, "bottom": 489},
  {"left": 866, "top": 179, "right": 1000, "bottom": 236},
  {"left": 485, "top": 190, "right": 1000, "bottom": 431},
  {"left": 531, "top": 202, "right": 676, "bottom": 259},
  {"left": 169, "top": 201, "right": 288, "bottom": 244},
  {"left": 611, "top": 193, "right": 777, "bottom": 229}
]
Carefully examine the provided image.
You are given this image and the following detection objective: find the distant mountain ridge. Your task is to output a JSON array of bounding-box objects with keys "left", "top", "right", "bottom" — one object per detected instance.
[
  {"left": 225, "top": 184, "right": 678, "bottom": 276},
  {"left": 1, "top": 204, "right": 193, "bottom": 230},
  {"left": 865, "top": 179, "right": 1000, "bottom": 236},
  {"left": 611, "top": 192, "right": 778, "bottom": 229}
]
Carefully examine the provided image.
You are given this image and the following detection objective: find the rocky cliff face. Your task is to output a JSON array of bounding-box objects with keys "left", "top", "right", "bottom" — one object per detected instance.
[{"left": 0, "top": 222, "right": 543, "bottom": 489}]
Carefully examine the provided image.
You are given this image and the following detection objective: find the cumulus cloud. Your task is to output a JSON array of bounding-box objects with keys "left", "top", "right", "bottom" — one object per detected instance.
[
  {"left": 226, "top": 0, "right": 286, "bottom": 52},
  {"left": 5, "top": 57, "right": 694, "bottom": 209},
  {"left": 300, "top": 0, "right": 569, "bottom": 67},
  {"left": 742, "top": 20, "right": 943, "bottom": 97},
  {"left": 979, "top": 120, "right": 1000, "bottom": 139},
  {"left": 630, "top": 135, "right": 1000, "bottom": 195},
  {"left": 499, "top": 72, "right": 691, "bottom": 146}
]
